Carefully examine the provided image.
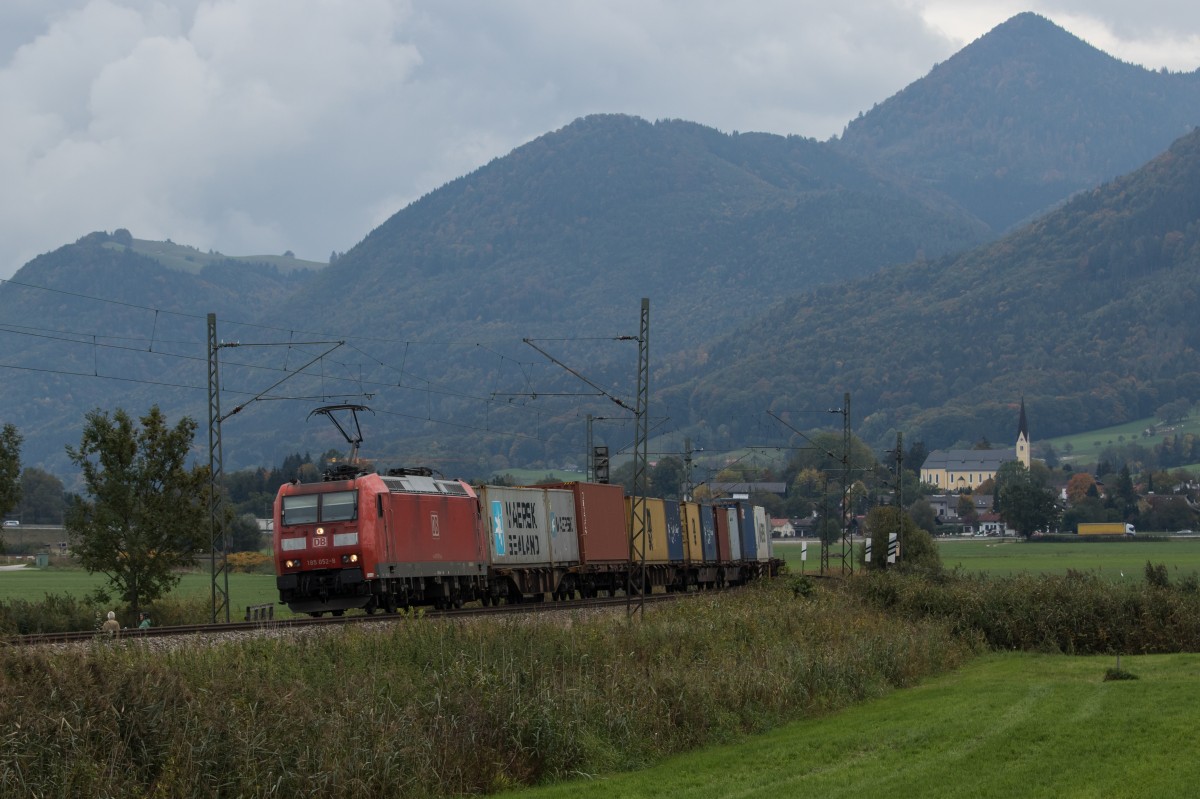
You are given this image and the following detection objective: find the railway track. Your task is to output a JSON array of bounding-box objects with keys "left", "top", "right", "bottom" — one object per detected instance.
[{"left": 3, "top": 591, "right": 693, "bottom": 647}]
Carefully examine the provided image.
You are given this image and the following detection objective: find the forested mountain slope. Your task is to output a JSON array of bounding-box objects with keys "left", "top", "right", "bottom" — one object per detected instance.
[
  {"left": 0, "top": 233, "right": 318, "bottom": 475},
  {"left": 277, "top": 114, "right": 987, "bottom": 355},
  {"left": 837, "top": 12, "right": 1200, "bottom": 233},
  {"left": 679, "top": 128, "right": 1200, "bottom": 452}
]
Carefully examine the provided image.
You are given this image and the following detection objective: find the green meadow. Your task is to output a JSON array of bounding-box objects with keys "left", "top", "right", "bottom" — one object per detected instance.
[
  {"left": 775, "top": 538, "right": 1200, "bottom": 582},
  {"left": 937, "top": 538, "right": 1200, "bottom": 580},
  {"left": 0, "top": 566, "right": 285, "bottom": 617},
  {"left": 504, "top": 652, "right": 1200, "bottom": 799},
  {"left": 1038, "top": 405, "right": 1200, "bottom": 472}
]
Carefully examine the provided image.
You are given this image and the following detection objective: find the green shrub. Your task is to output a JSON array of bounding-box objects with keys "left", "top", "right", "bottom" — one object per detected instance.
[
  {"left": 1145, "top": 561, "right": 1170, "bottom": 588},
  {"left": 0, "top": 593, "right": 102, "bottom": 634}
]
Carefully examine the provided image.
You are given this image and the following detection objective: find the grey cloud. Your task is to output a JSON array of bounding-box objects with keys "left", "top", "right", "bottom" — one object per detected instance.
[{"left": 0, "top": 0, "right": 1196, "bottom": 281}]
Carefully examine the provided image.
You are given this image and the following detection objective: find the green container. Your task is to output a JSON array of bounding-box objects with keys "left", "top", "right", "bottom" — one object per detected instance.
[{"left": 35, "top": 552, "right": 49, "bottom": 568}]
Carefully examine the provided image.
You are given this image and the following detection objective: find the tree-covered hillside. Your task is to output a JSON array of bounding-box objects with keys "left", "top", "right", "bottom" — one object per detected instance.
[
  {"left": 681, "top": 127, "right": 1200, "bottom": 452},
  {"left": 281, "top": 114, "right": 988, "bottom": 354},
  {"left": 0, "top": 233, "right": 317, "bottom": 476},
  {"left": 837, "top": 12, "right": 1200, "bottom": 233}
]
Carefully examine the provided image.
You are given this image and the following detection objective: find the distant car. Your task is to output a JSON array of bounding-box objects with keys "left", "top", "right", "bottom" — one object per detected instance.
[
  {"left": 2, "top": 520, "right": 19, "bottom": 528},
  {"left": 1177, "top": 529, "right": 1194, "bottom": 535}
]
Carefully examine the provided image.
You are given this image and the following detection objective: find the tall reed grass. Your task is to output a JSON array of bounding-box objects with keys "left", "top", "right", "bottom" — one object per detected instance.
[
  {"left": 0, "top": 581, "right": 972, "bottom": 798},
  {"left": 844, "top": 568, "right": 1200, "bottom": 654}
]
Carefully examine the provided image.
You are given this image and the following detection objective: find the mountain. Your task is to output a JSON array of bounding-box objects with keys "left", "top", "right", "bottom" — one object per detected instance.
[
  {"left": 0, "top": 233, "right": 320, "bottom": 476},
  {"left": 280, "top": 114, "right": 987, "bottom": 353},
  {"left": 3, "top": 13, "right": 1199, "bottom": 478},
  {"left": 836, "top": 12, "right": 1200, "bottom": 233},
  {"left": 242, "top": 115, "right": 991, "bottom": 463},
  {"left": 0, "top": 117, "right": 989, "bottom": 477},
  {"left": 678, "top": 126, "right": 1200, "bottom": 453}
]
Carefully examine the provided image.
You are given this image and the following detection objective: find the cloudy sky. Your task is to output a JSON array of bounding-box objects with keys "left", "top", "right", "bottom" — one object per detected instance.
[{"left": 1, "top": 1, "right": 1197, "bottom": 280}]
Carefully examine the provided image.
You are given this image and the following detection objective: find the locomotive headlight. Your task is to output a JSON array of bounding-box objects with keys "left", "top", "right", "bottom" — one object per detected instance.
[
  {"left": 341, "top": 553, "right": 360, "bottom": 564},
  {"left": 284, "top": 558, "right": 301, "bottom": 569},
  {"left": 316, "top": 527, "right": 325, "bottom": 536}
]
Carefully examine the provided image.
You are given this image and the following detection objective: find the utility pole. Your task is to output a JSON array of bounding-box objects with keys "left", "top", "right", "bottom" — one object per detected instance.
[
  {"left": 840, "top": 392, "right": 852, "bottom": 576},
  {"left": 683, "top": 436, "right": 694, "bottom": 501},
  {"left": 820, "top": 472, "right": 831, "bottom": 575},
  {"left": 207, "top": 313, "right": 230, "bottom": 623},
  {"left": 586, "top": 414, "right": 594, "bottom": 482},
  {"left": 628, "top": 298, "right": 650, "bottom": 620},
  {"left": 206, "top": 320, "right": 344, "bottom": 623}
]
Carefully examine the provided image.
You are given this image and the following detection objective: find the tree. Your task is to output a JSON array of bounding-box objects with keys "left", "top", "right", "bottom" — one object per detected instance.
[
  {"left": 1156, "top": 398, "right": 1192, "bottom": 424},
  {"left": 957, "top": 493, "right": 978, "bottom": 526},
  {"left": 0, "top": 423, "right": 21, "bottom": 550},
  {"left": 228, "top": 513, "right": 266, "bottom": 553},
  {"left": 1040, "top": 443, "right": 1060, "bottom": 469},
  {"left": 907, "top": 497, "right": 937, "bottom": 535},
  {"left": 17, "top": 467, "right": 65, "bottom": 524},
  {"left": 1065, "top": 472, "right": 1097, "bottom": 505},
  {"left": 650, "top": 455, "right": 685, "bottom": 499},
  {"left": 905, "top": 440, "right": 928, "bottom": 474},
  {"left": 1114, "top": 465, "right": 1139, "bottom": 522},
  {"left": 995, "top": 461, "right": 1059, "bottom": 538},
  {"left": 65, "top": 407, "right": 210, "bottom": 615},
  {"left": 862, "top": 505, "right": 940, "bottom": 572}
]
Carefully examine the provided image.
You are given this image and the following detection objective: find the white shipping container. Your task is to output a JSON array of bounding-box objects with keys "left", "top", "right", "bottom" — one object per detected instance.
[
  {"left": 545, "top": 488, "right": 581, "bottom": 563},
  {"left": 480, "top": 486, "right": 556, "bottom": 567},
  {"left": 754, "top": 505, "right": 772, "bottom": 562}
]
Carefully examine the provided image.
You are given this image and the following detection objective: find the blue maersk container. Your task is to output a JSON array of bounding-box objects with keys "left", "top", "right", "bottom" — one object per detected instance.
[
  {"left": 700, "top": 504, "right": 718, "bottom": 562},
  {"left": 663, "top": 500, "right": 685, "bottom": 562},
  {"left": 736, "top": 502, "right": 758, "bottom": 561}
]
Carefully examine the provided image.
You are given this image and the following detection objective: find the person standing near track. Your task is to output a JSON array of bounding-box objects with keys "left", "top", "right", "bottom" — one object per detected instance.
[{"left": 101, "top": 610, "right": 120, "bottom": 637}]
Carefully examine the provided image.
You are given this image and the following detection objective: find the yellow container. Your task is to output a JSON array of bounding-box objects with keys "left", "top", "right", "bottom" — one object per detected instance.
[
  {"left": 680, "top": 501, "right": 704, "bottom": 562},
  {"left": 625, "top": 497, "right": 671, "bottom": 563}
]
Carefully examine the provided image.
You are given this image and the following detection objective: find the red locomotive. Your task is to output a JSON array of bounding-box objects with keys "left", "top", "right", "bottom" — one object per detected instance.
[
  {"left": 273, "top": 465, "right": 779, "bottom": 615},
  {"left": 272, "top": 402, "right": 778, "bottom": 615}
]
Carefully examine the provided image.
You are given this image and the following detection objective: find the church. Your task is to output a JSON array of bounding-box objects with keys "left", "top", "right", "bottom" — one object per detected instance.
[{"left": 919, "top": 400, "right": 1030, "bottom": 491}]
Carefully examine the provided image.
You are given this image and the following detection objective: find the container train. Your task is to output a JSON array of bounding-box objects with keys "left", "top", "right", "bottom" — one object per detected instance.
[{"left": 273, "top": 466, "right": 780, "bottom": 616}]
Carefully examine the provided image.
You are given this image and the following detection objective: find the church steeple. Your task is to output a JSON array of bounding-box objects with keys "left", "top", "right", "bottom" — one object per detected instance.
[{"left": 1016, "top": 397, "right": 1030, "bottom": 468}]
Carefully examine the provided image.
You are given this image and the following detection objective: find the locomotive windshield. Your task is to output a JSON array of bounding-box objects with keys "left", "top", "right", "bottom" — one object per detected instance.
[
  {"left": 281, "top": 490, "right": 358, "bottom": 525},
  {"left": 322, "top": 491, "right": 357, "bottom": 521},
  {"left": 282, "top": 495, "right": 318, "bottom": 525}
]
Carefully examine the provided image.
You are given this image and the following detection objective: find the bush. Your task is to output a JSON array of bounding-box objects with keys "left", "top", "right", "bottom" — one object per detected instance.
[
  {"left": 0, "top": 593, "right": 103, "bottom": 635},
  {"left": 1145, "top": 561, "right": 1170, "bottom": 588},
  {"left": 226, "top": 551, "right": 272, "bottom": 573}
]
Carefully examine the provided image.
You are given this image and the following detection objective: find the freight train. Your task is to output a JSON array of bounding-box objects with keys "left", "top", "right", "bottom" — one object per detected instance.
[{"left": 273, "top": 465, "right": 780, "bottom": 616}]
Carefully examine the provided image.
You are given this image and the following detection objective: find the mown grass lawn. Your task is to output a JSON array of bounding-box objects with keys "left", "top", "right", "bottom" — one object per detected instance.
[
  {"left": 505, "top": 652, "right": 1200, "bottom": 798},
  {"left": 0, "top": 567, "right": 286, "bottom": 616}
]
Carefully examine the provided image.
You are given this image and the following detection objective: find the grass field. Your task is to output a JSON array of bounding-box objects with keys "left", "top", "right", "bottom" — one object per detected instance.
[
  {"left": 937, "top": 538, "right": 1200, "bottom": 580},
  {"left": 774, "top": 538, "right": 1200, "bottom": 582},
  {"left": 0, "top": 566, "right": 286, "bottom": 617},
  {"left": 1041, "top": 405, "right": 1200, "bottom": 471},
  {"left": 503, "top": 652, "right": 1200, "bottom": 798}
]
